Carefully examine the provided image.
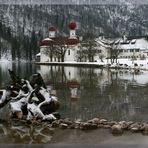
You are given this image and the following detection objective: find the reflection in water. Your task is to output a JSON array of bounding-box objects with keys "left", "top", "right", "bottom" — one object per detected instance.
[
  {"left": 38, "top": 66, "right": 148, "bottom": 122},
  {"left": 0, "top": 62, "right": 40, "bottom": 88},
  {"left": 0, "top": 63, "right": 148, "bottom": 122},
  {"left": 1, "top": 63, "right": 148, "bottom": 143},
  {"left": 0, "top": 120, "right": 54, "bottom": 143}
]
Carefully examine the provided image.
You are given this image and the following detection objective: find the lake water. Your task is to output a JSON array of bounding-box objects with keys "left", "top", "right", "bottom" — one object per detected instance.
[{"left": 1, "top": 62, "right": 148, "bottom": 144}]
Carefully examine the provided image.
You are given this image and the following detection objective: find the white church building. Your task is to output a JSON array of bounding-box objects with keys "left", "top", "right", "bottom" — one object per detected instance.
[{"left": 39, "top": 22, "right": 80, "bottom": 63}]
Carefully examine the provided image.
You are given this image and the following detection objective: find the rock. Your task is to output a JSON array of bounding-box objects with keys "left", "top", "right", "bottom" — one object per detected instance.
[
  {"left": 141, "top": 123, "right": 148, "bottom": 135},
  {"left": 119, "top": 121, "right": 128, "bottom": 130},
  {"left": 130, "top": 127, "right": 139, "bottom": 133},
  {"left": 68, "top": 124, "right": 76, "bottom": 129},
  {"left": 126, "top": 121, "right": 134, "bottom": 128},
  {"left": 99, "top": 119, "right": 108, "bottom": 124},
  {"left": 59, "top": 123, "right": 68, "bottom": 129},
  {"left": 74, "top": 120, "right": 81, "bottom": 129},
  {"left": 58, "top": 119, "right": 64, "bottom": 123},
  {"left": 129, "top": 123, "right": 140, "bottom": 132},
  {"left": 80, "top": 122, "right": 98, "bottom": 130},
  {"left": 74, "top": 120, "right": 81, "bottom": 125},
  {"left": 97, "top": 124, "right": 104, "bottom": 128},
  {"left": 62, "top": 118, "right": 73, "bottom": 125},
  {"left": 88, "top": 118, "right": 100, "bottom": 124},
  {"left": 108, "top": 121, "right": 118, "bottom": 126},
  {"left": 52, "top": 120, "right": 60, "bottom": 128},
  {"left": 111, "top": 124, "right": 123, "bottom": 135}
]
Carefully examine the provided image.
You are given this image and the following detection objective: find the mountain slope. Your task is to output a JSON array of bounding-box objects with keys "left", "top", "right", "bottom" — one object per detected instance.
[{"left": 0, "top": 4, "right": 148, "bottom": 60}]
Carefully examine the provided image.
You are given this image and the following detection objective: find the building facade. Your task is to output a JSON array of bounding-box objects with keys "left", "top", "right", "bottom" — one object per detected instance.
[
  {"left": 115, "top": 36, "right": 148, "bottom": 59},
  {"left": 95, "top": 36, "right": 148, "bottom": 60},
  {"left": 39, "top": 24, "right": 148, "bottom": 63},
  {"left": 39, "top": 22, "right": 79, "bottom": 63}
]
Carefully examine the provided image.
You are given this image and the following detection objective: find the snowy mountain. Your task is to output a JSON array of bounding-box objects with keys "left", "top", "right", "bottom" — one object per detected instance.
[{"left": 0, "top": 4, "right": 148, "bottom": 60}]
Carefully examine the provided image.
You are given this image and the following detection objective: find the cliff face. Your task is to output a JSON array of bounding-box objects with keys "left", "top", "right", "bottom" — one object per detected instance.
[{"left": 0, "top": 4, "right": 148, "bottom": 60}]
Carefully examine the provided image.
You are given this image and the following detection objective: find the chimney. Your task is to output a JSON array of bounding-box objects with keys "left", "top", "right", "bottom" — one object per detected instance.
[
  {"left": 68, "top": 21, "right": 77, "bottom": 38},
  {"left": 48, "top": 26, "right": 56, "bottom": 38},
  {"left": 123, "top": 35, "right": 127, "bottom": 42}
]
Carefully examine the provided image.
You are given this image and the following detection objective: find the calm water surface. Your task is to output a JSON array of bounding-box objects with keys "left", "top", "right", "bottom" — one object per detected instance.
[{"left": 0, "top": 62, "right": 148, "bottom": 144}]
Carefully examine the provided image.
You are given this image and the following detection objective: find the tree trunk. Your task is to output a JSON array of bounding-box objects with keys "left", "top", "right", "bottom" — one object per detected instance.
[
  {"left": 50, "top": 50, "right": 53, "bottom": 62},
  {"left": 61, "top": 55, "right": 64, "bottom": 62}
]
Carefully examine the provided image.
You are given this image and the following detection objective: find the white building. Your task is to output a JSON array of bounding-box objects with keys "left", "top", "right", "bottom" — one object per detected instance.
[
  {"left": 115, "top": 36, "right": 148, "bottom": 59},
  {"left": 95, "top": 37, "right": 111, "bottom": 61},
  {"left": 95, "top": 36, "right": 148, "bottom": 60},
  {"left": 39, "top": 22, "right": 79, "bottom": 63},
  {"left": 39, "top": 24, "right": 148, "bottom": 63}
]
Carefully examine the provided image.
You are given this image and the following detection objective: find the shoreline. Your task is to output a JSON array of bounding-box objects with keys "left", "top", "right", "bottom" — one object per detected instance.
[
  {"left": 35, "top": 58, "right": 148, "bottom": 71},
  {"left": 9, "top": 117, "right": 148, "bottom": 136},
  {"left": 35, "top": 61, "right": 104, "bottom": 68},
  {"left": 50, "top": 117, "right": 148, "bottom": 135}
]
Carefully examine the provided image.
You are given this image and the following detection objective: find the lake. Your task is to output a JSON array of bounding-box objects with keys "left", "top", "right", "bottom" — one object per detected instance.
[{"left": 0, "top": 62, "right": 148, "bottom": 144}]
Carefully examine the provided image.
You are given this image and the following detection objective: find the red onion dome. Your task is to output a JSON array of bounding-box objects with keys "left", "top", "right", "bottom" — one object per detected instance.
[
  {"left": 68, "top": 21, "right": 77, "bottom": 30},
  {"left": 48, "top": 26, "right": 56, "bottom": 32}
]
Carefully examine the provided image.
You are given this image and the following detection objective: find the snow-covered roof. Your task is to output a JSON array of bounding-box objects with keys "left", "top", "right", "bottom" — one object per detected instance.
[
  {"left": 40, "top": 36, "right": 79, "bottom": 47},
  {"left": 114, "top": 37, "right": 148, "bottom": 50},
  {"left": 36, "top": 53, "right": 41, "bottom": 57},
  {"left": 43, "top": 38, "right": 53, "bottom": 41},
  {"left": 115, "top": 39, "right": 120, "bottom": 44},
  {"left": 95, "top": 36, "right": 148, "bottom": 51},
  {"left": 131, "top": 39, "right": 136, "bottom": 44},
  {"left": 95, "top": 38, "right": 110, "bottom": 48}
]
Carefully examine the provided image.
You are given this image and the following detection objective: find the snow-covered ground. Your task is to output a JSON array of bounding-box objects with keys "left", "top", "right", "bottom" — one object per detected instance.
[
  {"left": 37, "top": 58, "right": 148, "bottom": 70},
  {"left": 99, "top": 58, "right": 148, "bottom": 70}
]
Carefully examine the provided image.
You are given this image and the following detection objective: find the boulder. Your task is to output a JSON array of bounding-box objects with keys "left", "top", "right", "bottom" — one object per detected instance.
[
  {"left": 141, "top": 123, "right": 148, "bottom": 135},
  {"left": 80, "top": 122, "right": 98, "bottom": 130},
  {"left": 99, "top": 119, "right": 108, "bottom": 124},
  {"left": 97, "top": 124, "right": 104, "bottom": 128},
  {"left": 130, "top": 127, "right": 139, "bottom": 133},
  {"left": 111, "top": 124, "right": 123, "bottom": 135},
  {"left": 88, "top": 118, "right": 100, "bottom": 124},
  {"left": 68, "top": 124, "right": 76, "bottom": 129},
  {"left": 52, "top": 120, "right": 60, "bottom": 128},
  {"left": 129, "top": 123, "right": 140, "bottom": 132},
  {"left": 62, "top": 118, "right": 73, "bottom": 125},
  {"left": 118, "top": 121, "right": 128, "bottom": 130},
  {"left": 59, "top": 123, "right": 68, "bottom": 129},
  {"left": 108, "top": 121, "right": 118, "bottom": 126},
  {"left": 126, "top": 121, "right": 134, "bottom": 129}
]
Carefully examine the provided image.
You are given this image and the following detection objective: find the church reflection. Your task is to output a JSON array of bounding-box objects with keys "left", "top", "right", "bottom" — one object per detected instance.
[{"left": 37, "top": 65, "right": 148, "bottom": 121}]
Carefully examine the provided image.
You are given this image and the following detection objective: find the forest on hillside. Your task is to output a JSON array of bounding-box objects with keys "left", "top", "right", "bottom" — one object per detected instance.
[{"left": 0, "top": 4, "right": 148, "bottom": 61}]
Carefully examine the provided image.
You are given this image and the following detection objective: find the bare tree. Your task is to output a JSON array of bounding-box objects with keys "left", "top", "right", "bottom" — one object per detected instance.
[
  {"left": 81, "top": 39, "right": 98, "bottom": 62},
  {"left": 76, "top": 44, "right": 87, "bottom": 62},
  {"left": 109, "top": 44, "right": 122, "bottom": 64},
  {"left": 53, "top": 38, "right": 70, "bottom": 62},
  {"left": 99, "top": 53, "right": 105, "bottom": 62},
  {"left": 46, "top": 45, "right": 54, "bottom": 62}
]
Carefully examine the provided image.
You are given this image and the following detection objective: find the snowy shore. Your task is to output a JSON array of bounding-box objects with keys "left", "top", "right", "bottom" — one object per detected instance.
[{"left": 35, "top": 58, "right": 148, "bottom": 70}]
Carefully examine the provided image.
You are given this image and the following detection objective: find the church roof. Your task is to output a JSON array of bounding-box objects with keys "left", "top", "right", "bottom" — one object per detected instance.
[{"left": 40, "top": 37, "right": 79, "bottom": 46}]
